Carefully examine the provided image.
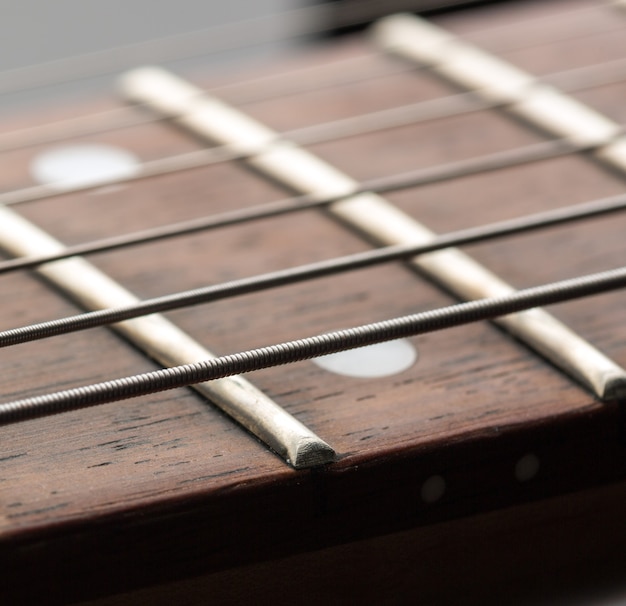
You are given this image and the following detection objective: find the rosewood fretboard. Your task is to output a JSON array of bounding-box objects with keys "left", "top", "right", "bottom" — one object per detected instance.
[{"left": 1, "top": 1, "right": 626, "bottom": 603}]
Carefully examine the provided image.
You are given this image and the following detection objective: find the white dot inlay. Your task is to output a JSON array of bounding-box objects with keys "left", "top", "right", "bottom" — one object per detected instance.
[
  {"left": 313, "top": 339, "right": 417, "bottom": 378},
  {"left": 515, "top": 453, "right": 540, "bottom": 482},
  {"left": 421, "top": 475, "right": 446, "bottom": 503},
  {"left": 30, "top": 144, "right": 140, "bottom": 190}
]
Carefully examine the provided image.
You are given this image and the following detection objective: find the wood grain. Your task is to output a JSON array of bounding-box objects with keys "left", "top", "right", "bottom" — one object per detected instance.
[{"left": 1, "top": 0, "right": 625, "bottom": 603}]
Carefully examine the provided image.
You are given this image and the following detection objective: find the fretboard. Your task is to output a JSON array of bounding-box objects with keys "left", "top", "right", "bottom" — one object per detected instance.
[{"left": 1, "top": 1, "right": 626, "bottom": 603}]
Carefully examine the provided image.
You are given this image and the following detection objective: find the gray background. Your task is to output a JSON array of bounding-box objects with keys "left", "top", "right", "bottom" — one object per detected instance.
[
  {"left": 0, "top": 0, "right": 291, "bottom": 69},
  {"left": 0, "top": 0, "right": 300, "bottom": 113},
  {"left": 0, "top": 0, "right": 475, "bottom": 113}
]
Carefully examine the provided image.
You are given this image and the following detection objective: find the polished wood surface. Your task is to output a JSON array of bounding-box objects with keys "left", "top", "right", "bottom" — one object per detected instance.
[{"left": 1, "top": 1, "right": 626, "bottom": 603}]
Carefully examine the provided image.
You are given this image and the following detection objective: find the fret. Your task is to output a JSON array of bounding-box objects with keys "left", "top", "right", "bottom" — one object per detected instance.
[
  {"left": 121, "top": 66, "right": 626, "bottom": 400},
  {"left": 374, "top": 12, "right": 626, "bottom": 159},
  {"left": 371, "top": 8, "right": 626, "bottom": 283},
  {"left": 0, "top": 206, "right": 334, "bottom": 468}
]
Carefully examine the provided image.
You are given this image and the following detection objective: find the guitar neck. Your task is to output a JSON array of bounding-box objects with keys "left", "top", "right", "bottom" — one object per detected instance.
[{"left": 2, "top": 1, "right": 626, "bottom": 603}]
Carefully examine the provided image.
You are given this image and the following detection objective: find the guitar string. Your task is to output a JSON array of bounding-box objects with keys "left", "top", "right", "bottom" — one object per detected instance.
[
  {"left": 0, "top": 8, "right": 623, "bottom": 568},
  {"left": 0, "top": 54, "right": 410, "bottom": 154},
  {"left": 1, "top": 18, "right": 624, "bottom": 337},
  {"left": 4, "top": 53, "right": 626, "bottom": 209},
  {"left": 0, "top": 70, "right": 620, "bottom": 332},
  {"left": 1, "top": 3, "right": 620, "bottom": 408},
  {"left": 2, "top": 191, "right": 625, "bottom": 348},
  {"left": 0, "top": 138, "right": 592, "bottom": 274},
  {"left": 117, "top": 48, "right": 626, "bottom": 403},
  {"left": 0, "top": 0, "right": 611, "bottom": 98},
  {"left": 0, "top": 91, "right": 498, "bottom": 207},
  {"left": 2, "top": 46, "right": 626, "bottom": 159},
  {"left": 0, "top": 6, "right": 624, "bottom": 152},
  {"left": 2, "top": 264, "right": 624, "bottom": 423}
]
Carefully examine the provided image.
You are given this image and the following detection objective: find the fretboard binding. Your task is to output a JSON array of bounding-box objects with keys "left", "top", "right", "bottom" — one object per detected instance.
[{"left": 2, "top": 191, "right": 625, "bottom": 349}]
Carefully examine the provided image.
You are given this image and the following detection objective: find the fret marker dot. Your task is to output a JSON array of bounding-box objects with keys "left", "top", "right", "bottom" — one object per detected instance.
[
  {"left": 30, "top": 144, "right": 139, "bottom": 190},
  {"left": 421, "top": 475, "right": 446, "bottom": 503},
  {"left": 313, "top": 339, "right": 417, "bottom": 378},
  {"left": 515, "top": 453, "right": 540, "bottom": 482}
]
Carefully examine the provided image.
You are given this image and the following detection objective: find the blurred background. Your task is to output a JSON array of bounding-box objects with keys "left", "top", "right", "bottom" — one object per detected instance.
[
  {"left": 0, "top": 0, "right": 488, "bottom": 113},
  {"left": 0, "top": 0, "right": 293, "bottom": 112}
]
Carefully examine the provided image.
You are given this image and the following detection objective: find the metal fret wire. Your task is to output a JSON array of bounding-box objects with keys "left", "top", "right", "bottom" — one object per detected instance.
[
  {"left": 2, "top": 191, "right": 625, "bottom": 348},
  {"left": 2, "top": 265, "right": 625, "bottom": 423}
]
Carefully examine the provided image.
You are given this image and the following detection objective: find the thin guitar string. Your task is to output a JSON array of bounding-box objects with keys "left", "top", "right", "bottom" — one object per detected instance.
[
  {"left": 2, "top": 43, "right": 626, "bottom": 157},
  {"left": 0, "top": 1, "right": 611, "bottom": 98},
  {"left": 0, "top": 90, "right": 498, "bottom": 207},
  {"left": 0, "top": 6, "right": 621, "bottom": 469},
  {"left": 2, "top": 190, "right": 625, "bottom": 348},
  {"left": 4, "top": 50, "right": 626, "bottom": 210},
  {"left": 0, "top": 137, "right": 589, "bottom": 274},
  {"left": 0, "top": 53, "right": 408, "bottom": 154},
  {"left": 0, "top": 2, "right": 624, "bottom": 151},
  {"left": 1, "top": 35, "right": 623, "bottom": 330},
  {"left": 1, "top": 265, "right": 624, "bottom": 423}
]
